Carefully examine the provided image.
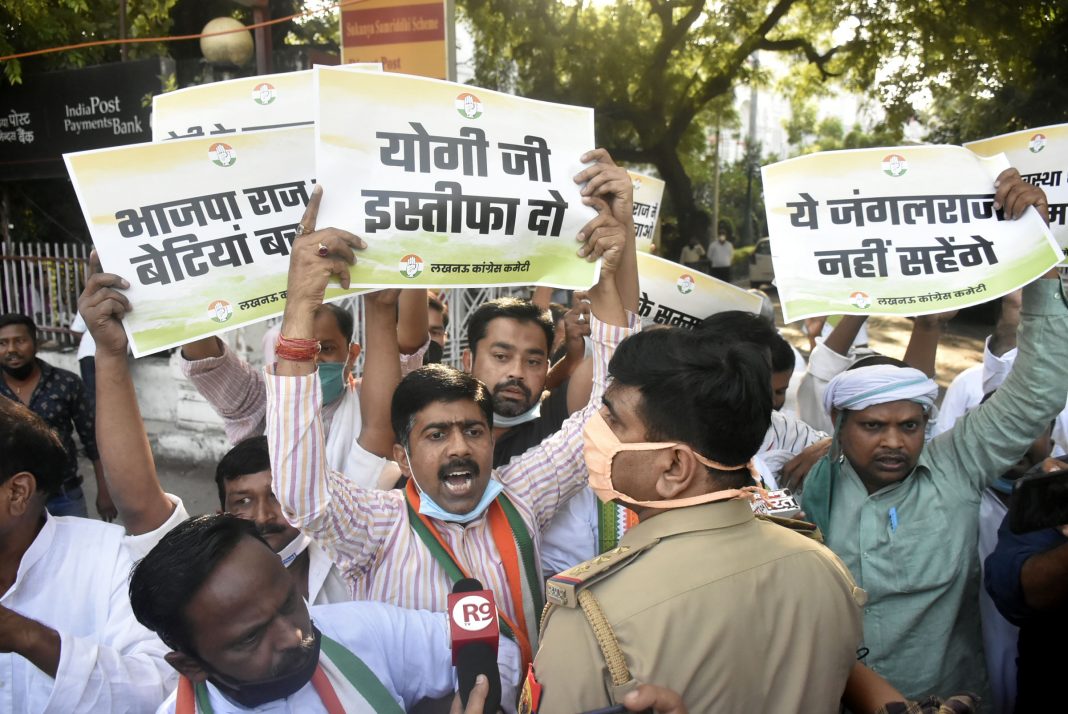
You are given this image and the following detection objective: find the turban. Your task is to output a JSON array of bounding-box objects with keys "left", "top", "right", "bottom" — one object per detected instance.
[
  {"left": 804, "top": 365, "right": 938, "bottom": 538},
  {"left": 823, "top": 365, "right": 938, "bottom": 417}
]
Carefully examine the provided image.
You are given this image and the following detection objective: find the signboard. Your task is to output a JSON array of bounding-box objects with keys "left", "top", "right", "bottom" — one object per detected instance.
[
  {"left": 0, "top": 58, "right": 169, "bottom": 180},
  {"left": 762, "top": 145, "right": 1061, "bottom": 322},
  {"left": 635, "top": 251, "right": 762, "bottom": 328},
  {"left": 340, "top": 0, "right": 447, "bottom": 79},
  {"left": 965, "top": 123, "right": 1068, "bottom": 264},
  {"left": 65, "top": 127, "right": 319, "bottom": 357},
  {"left": 152, "top": 64, "right": 382, "bottom": 142},
  {"left": 629, "top": 170, "right": 664, "bottom": 254},
  {"left": 313, "top": 67, "right": 599, "bottom": 290}
]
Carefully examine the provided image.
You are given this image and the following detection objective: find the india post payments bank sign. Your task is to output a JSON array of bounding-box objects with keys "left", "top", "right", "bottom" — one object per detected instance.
[
  {"left": 0, "top": 58, "right": 167, "bottom": 180},
  {"left": 341, "top": 0, "right": 447, "bottom": 79}
]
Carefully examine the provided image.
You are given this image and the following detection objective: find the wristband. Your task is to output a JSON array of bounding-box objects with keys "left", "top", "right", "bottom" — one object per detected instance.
[{"left": 276, "top": 334, "right": 320, "bottom": 362}]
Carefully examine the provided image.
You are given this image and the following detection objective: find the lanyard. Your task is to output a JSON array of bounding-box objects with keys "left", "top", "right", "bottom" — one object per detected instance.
[{"left": 404, "top": 479, "right": 543, "bottom": 669}]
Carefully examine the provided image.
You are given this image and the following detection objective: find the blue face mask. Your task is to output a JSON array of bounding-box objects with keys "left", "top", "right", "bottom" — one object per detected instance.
[
  {"left": 318, "top": 362, "right": 346, "bottom": 405},
  {"left": 405, "top": 447, "right": 503, "bottom": 524}
]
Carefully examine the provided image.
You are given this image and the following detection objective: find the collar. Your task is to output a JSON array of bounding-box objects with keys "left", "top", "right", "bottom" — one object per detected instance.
[
  {"left": 619, "top": 499, "right": 754, "bottom": 547},
  {"left": 4, "top": 511, "right": 54, "bottom": 600}
]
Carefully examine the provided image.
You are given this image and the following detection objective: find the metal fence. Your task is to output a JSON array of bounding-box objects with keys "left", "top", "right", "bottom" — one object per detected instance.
[
  {"left": 0, "top": 241, "right": 90, "bottom": 348},
  {"left": 1, "top": 240, "right": 527, "bottom": 362}
]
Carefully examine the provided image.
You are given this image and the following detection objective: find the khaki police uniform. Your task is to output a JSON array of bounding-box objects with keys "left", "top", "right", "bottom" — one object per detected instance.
[{"left": 529, "top": 499, "right": 866, "bottom": 713}]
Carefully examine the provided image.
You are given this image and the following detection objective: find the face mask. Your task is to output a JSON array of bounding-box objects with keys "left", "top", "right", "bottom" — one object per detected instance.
[
  {"left": 277, "top": 532, "right": 312, "bottom": 568},
  {"left": 405, "top": 447, "right": 503, "bottom": 524},
  {"left": 582, "top": 410, "right": 756, "bottom": 509},
  {"left": 318, "top": 362, "right": 345, "bottom": 405},
  {"left": 493, "top": 401, "right": 542, "bottom": 428},
  {"left": 206, "top": 624, "right": 322, "bottom": 708},
  {"left": 1, "top": 361, "right": 34, "bottom": 381}
]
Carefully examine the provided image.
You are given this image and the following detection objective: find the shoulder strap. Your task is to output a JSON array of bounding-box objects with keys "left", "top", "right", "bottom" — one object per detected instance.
[
  {"left": 497, "top": 493, "right": 545, "bottom": 620},
  {"left": 577, "top": 589, "right": 637, "bottom": 700},
  {"left": 320, "top": 634, "right": 405, "bottom": 714}
]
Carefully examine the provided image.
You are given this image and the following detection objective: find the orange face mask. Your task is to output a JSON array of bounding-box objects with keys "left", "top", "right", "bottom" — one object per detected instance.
[{"left": 582, "top": 410, "right": 758, "bottom": 509}]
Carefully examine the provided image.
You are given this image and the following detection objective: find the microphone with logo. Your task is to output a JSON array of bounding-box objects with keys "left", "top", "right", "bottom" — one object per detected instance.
[{"left": 449, "top": 578, "right": 502, "bottom": 713}]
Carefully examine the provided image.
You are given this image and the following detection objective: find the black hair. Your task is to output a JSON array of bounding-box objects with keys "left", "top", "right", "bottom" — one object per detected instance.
[
  {"left": 0, "top": 313, "right": 37, "bottom": 343},
  {"left": 0, "top": 397, "right": 65, "bottom": 496},
  {"left": 466, "top": 298, "right": 553, "bottom": 357},
  {"left": 428, "top": 295, "right": 450, "bottom": 329},
  {"left": 391, "top": 364, "right": 493, "bottom": 448},
  {"left": 699, "top": 310, "right": 794, "bottom": 373},
  {"left": 608, "top": 328, "right": 772, "bottom": 489},
  {"left": 129, "top": 514, "right": 268, "bottom": 653},
  {"left": 848, "top": 354, "right": 908, "bottom": 370},
  {"left": 214, "top": 436, "right": 271, "bottom": 509},
  {"left": 315, "top": 303, "right": 354, "bottom": 344}
]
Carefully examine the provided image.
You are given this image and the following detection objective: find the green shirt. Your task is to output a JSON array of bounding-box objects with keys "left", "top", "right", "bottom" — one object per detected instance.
[{"left": 823, "top": 278, "right": 1068, "bottom": 700}]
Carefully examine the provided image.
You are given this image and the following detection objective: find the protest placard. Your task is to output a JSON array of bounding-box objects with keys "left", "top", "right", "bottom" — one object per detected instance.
[
  {"left": 151, "top": 64, "right": 381, "bottom": 141},
  {"left": 313, "top": 66, "right": 599, "bottom": 290},
  {"left": 635, "top": 251, "right": 761, "bottom": 329},
  {"left": 762, "top": 145, "right": 1061, "bottom": 323},
  {"left": 965, "top": 123, "right": 1068, "bottom": 264},
  {"left": 629, "top": 170, "right": 664, "bottom": 254},
  {"left": 63, "top": 127, "right": 343, "bottom": 357}
]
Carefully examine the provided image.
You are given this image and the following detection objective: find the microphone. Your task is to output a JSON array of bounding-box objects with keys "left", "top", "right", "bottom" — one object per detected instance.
[{"left": 449, "top": 578, "right": 502, "bottom": 712}]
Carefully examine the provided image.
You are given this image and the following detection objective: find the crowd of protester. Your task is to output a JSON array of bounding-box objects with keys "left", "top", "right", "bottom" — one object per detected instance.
[{"left": 2, "top": 150, "right": 1066, "bottom": 714}]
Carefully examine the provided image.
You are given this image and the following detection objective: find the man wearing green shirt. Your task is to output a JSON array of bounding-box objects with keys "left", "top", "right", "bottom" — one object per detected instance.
[{"left": 800, "top": 170, "right": 1066, "bottom": 700}]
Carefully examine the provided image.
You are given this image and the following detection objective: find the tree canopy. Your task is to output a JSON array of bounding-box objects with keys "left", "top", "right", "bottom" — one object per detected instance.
[{"left": 459, "top": 0, "right": 1067, "bottom": 243}]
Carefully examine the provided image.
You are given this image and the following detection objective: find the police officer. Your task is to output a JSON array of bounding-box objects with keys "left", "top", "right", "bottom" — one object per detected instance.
[{"left": 524, "top": 327, "right": 865, "bottom": 713}]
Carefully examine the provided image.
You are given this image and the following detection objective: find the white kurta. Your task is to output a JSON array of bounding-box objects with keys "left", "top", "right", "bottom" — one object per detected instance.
[
  {"left": 1, "top": 514, "right": 175, "bottom": 714},
  {"left": 155, "top": 601, "right": 522, "bottom": 713},
  {"left": 125, "top": 495, "right": 351, "bottom": 606}
]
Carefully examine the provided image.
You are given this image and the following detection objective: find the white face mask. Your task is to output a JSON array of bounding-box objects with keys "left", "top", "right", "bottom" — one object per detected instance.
[
  {"left": 492, "top": 401, "right": 542, "bottom": 428},
  {"left": 404, "top": 447, "right": 503, "bottom": 524},
  {"left": 277, "top": 532, "right": 312, "bottom": 567}
]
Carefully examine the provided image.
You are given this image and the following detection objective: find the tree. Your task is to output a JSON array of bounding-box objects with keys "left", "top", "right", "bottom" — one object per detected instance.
[{"left": 459, "top": 0, "right": 1065, "bottom": 239}]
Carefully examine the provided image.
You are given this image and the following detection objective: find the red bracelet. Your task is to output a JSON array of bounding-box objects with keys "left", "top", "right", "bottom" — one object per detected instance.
[{"left": 276, "top": 334, "right": 320, "bottom": 362}]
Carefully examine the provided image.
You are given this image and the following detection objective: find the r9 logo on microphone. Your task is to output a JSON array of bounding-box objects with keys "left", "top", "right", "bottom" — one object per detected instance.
[{"left": 451, "top": 594, "right": 496, "bottom": 631}]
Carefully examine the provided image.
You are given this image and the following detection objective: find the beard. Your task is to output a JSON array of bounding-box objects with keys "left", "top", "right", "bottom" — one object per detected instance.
[
  {"left": 1, "top": 360, "right": 35, "bottom": 381},
  {"left": 491, "top": 378, "right": 534, "bottom": 417}
]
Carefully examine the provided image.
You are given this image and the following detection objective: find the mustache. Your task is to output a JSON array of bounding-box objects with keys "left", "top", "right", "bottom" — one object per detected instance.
[
  {"left": 256, "top": 522, "right": 288, "bottom": 537},
  {"left": 271, "top": 631, "right": 317, "bottom": 678},
  {"left": 874, "top": 450, "right": 909, "bottom": 461},
  {"left": 492, "top": 378, "right": 532, "bottom": 400},
  {"left": 437, "top": 458, "right": 481, "bottom": 481}
]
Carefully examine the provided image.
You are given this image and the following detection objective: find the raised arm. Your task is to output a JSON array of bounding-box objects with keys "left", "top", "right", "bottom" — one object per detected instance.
[
  {"left": 178, "top": 335, "right": 267, "bottom": 445},
  {"left": 575, "top": 148, "right": 639, "bottom": 314},
  {"left": 358, "top": 289, "right": 403, "bottom": 458},
  {"left": 397, "top": 287, "right": 430, "bottom": 355},
  {"left": 266, "top": 187, "right": 402, "bottom": 578},
  {"left": 902, "top": 309, "right": 957, "bottom": 378},
  {"left": 926, "top": 170, "right": 1068, "bottom": 491},
  {"left": 77, "top": 254, "right": 175, "bottom": 535}
]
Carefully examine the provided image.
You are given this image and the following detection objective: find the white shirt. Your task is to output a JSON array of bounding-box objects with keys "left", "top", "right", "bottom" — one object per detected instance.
[
  {"left": 539, "top": 487, "right": 598, "bottom": 578},
  {"left": 978, "top": 490, "right": 1017, "bottom": 714},
  {"left": 796, "top": 341, "right": 878, "bottom": 434},
  {"left": 125, "top": 495, "right": 351, "bottom": 606},
  {"left": 1, "top": 514, "right": 174, "bottom": 714},
  {"left": 70, "top": 313, "right": 97, "bottom": 361},
  {"left": 934, "top": 339, "right": 1066, "bottom": 455},
  {"left": 155, "top": 601, "right": 522, "bottom": 714},
  {"left": 707, "top": 239, "right": 734, "bottom": 267}
]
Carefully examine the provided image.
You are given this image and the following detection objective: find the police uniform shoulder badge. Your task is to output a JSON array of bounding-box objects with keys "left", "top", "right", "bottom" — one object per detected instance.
[{"left": 544, "top": 542, "right": 654, "bottom": 608}]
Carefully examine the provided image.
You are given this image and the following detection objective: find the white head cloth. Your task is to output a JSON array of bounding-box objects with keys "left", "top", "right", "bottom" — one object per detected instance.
[{"left": 823, "top": 364, "right": 939, "bottom": 417}]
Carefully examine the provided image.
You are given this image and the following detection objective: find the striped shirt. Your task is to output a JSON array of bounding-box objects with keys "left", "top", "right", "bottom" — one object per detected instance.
[{"left": 266, "top": 313, "right": 637, "bottom": 626}]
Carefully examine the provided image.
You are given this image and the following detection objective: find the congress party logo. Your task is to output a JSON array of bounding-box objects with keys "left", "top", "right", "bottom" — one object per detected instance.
[
  {"left": 208, "top": 300, "right": 233, "bottom": 323},
  {"left": 1029, "top": 133, "right": 1046, "bottom": 153},
  {"left": 209, "top": 142, "right": 236, "bottom": 167},
  {"left": 252, "top": 82, "right": 276, "bottom": 106},
  {"left": 399, "top": 254, "right": 425, "bottom": 278},
  {"left": 455, "top": 92, "right": 483, "bottom": 119},
  {"left": 676, "top": 274, "right": 695, "bottom": 294},
  {"left": 849, "top": 291, "right": 872, "bottom": 309},
  {"left": 881, "top": 154, "right": 908, "bottom": 177}
]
